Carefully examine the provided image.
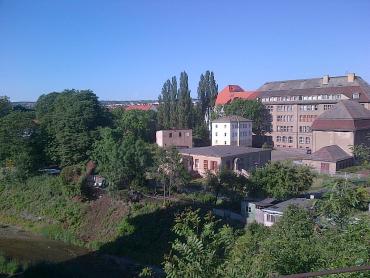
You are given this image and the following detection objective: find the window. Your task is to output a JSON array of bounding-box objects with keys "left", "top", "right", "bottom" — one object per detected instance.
[
  {"left": 215, "top": 124, "right": 218, "bottom": 128},
  {"left": 169, "top": 132, "right": 172, "bottom": 138},
  {"left": 224, "top": 124, "right": 227, "bottom": 128},
  {"left": 215, "top": 140, "right": 218, "bottom": 144},
  {"left": 210, "top": 161, "right": 218, "bottom": 170},
  {"left": 299, "top": 137, "right": 304, "bottom": 144},
  {"left": 282, "top": 136, "right": 287, "bottom": 143},
  {"left": 185, "top": 132, "right": 190, "bottom": 136},
  {"left": 194, "top": 159, "right": 199, "bottom": 169},
  {"left": 215, "top": 132, "right": 218, "bottom": 136},
  {"left": 266, "top": 214, "right": 277, "bottom": 223},
  {"left": 288, "top": 136, "right": 293, "bottom": 143},
  {"left": 305, "top": 137, "right": 311, "bottom": 144},
  {"left": 203, "top": 160, "right": 208, "bottom": 170},
  {"left": 248, "top": 207, "right": 252, "bottom": 213},
  {"left": 276, "top": 136, "right": 281, "bottom": 142},
  {"left": 299, "top": 115, "right": 317, "bottom": 122},
  {"left": 335, "top": 94, "right": 341, "bottom": 100},
  {"left": 353, "top": 93, "right": 360, "bottom": 99},
  {"left": 324, "top": 104, "right": 334, "bottom": 110},
  {"left": 299, "top": 126, "right": 311, "bottom": 133},
  {"left": 224, "top": 141, "right": 227, "bottom": 145},
  {"left": 224, "top": 133, "right": 227, "bottom": 137},
  {"left": 179, "top": 132, "right": 182, "bottom": 137}
]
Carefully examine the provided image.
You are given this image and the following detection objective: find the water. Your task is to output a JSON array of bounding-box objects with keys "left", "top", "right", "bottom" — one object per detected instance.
[{"left": 0, "top": 224, "right": 89, "bottom": 264}]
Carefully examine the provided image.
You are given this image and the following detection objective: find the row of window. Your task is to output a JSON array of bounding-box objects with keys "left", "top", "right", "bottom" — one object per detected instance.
[
  {"left": 276, "top": 115, "right": 294, "bottom": 122},
  {"left": 232, "top": 131, "right": 251, "bottom": 137},
  {"left": 214, "top": 140, "right": 228, "bottom": 145},
  {"left": 231, "top": 123, "right": 250, "bottom": 129},
  {"left": 324, "top": 104, "right": 334, "bottom": 110},
  {"left": 261, "top": 93, "right": 345, "bottom": 103},
  {"left": 276, "top": 125, "right": 293, "bottom": 132},
  {"left": 276, "top": 105, "right": 293, "bottom": 112},
  {"left": 168, "top": 131, "right": 190, "bottom": 138},
  {"left": 299, "top": 105, "right": 318, "bottom": 111},
  {"left": 276, "top": 136, "right": 293, "bottom": 143},
  {"left": 299, "top": 115, "right": 317, "bottom": 122},
  {"left": 194, "top": 159, "right": 218, "bottom": 170},
  {"left": 276, "top": 136, "right": 311, "bottom": 144}
]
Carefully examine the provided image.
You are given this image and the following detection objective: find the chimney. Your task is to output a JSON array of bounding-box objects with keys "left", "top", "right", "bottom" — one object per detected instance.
[
  {"left": 347, "top": 73, "right": 355, "bottom": 83},
  {"left": 322, "top": 75, "right": 329, "bottom": 85}
]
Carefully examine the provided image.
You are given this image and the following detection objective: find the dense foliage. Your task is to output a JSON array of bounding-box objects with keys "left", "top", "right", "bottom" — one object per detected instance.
[
  {"left": 35, "top": 89, "right": 110, "bottom": 166},
  {"left": 250, "top": 161, "right": 315, "bottom": 199}
]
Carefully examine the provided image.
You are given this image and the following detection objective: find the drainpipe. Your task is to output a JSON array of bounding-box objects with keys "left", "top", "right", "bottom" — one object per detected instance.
[{"left": 237, "top": 120, "right": 240, "bottom": 146}]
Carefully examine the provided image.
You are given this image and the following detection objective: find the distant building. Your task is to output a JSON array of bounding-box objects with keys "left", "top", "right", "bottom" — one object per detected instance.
[
  {"left": 179, "top": 145, "right": 271, "bottom": 176},
  {"left": 257, "top": 73, "right": 370, "bottom": 150},
  {"left": 156, "top": 129, "right": 192, "bottom": 148},
  {"left": 212, "top": 116, "right": 253, "bottom": 147},
  {"left": 125, "top": 103, "right": 158, "bottom": 111},
  {"left": 302, "top": 145, "right": 354, "bottom": 175},
  {"left": 311, "top": 100, "right": 370, "bottom": 155}
]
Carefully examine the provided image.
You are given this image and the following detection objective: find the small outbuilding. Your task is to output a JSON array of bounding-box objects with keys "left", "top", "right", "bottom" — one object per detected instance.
[{"left": 302, "top": 145, "right": 354, "bottom": 175}]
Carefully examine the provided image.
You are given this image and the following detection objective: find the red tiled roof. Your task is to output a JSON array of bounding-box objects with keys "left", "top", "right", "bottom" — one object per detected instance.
[
  {"left": 215, "top": 85, "right": 260, "bottom": 105},
  {"left": 125, "top": 104, "right": 155, "bottom": 111}
]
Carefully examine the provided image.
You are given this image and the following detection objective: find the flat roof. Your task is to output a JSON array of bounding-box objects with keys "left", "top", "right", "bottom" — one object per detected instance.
[{"left": 179, "top": 145, "right": 269, "bottom": 158}]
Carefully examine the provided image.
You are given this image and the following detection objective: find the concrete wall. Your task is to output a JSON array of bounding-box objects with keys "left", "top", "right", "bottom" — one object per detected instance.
[
  {"left": 156, "top": 129, "right": 192, "bottom": 148},
  {"left": 212, "top": 122, "right": 231, "bottom": 146},
  {"left": 312, "top": 130, "right": 354, "bottom": 155}
]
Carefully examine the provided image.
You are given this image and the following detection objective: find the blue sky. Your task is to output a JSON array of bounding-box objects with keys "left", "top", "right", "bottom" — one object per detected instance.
[{"left": 1, "top": 0, "right": 370, "bottom": 101}]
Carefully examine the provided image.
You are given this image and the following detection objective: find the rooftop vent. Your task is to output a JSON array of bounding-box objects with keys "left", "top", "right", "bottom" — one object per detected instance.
[
  {"left": 322, "top": 75, "right": 329, "bottom": 85},
  {"left": 347, "top": 73, "right": 355, "bottom": 83}
]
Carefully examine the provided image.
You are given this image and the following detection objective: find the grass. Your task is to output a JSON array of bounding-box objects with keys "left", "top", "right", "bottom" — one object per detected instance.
[{"left": 0, "top": 253, "right": 27, "bottom": 275}]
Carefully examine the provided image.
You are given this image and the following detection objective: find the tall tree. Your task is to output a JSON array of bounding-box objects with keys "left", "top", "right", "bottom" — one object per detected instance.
[
  {"left": 197, "top": 71, "right": 218, "bottom": 127},
  {"left": 158, "top": 80, "right": 172, "bottom": 129},
  {"left": 177, "top": 71, "right": 192, "bottom": 129},
  {"left": 169, "top": 76, "right": 178, "bottom": 129}
]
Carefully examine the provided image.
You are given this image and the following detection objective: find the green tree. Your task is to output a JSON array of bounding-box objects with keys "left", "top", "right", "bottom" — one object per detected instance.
[
  {"left": 112, "top": 108, "right": 156, "bottom": 142},
  {"left": 0, "top": 96, "right": 12, "bottom": 117},
  {"left": 178, "top": 71, "right": 193, "bottom": 129},
  {"left": 349, "top": 143, "right": 370, "bottom": 165},
  {"left": 170, "top": 76, "right": 178, "bottom": 129},
  {"left": 152, "top": 147, "right": 189, "bottom": 202},
  {"left": 92, "top": 128, "right": 152, "bottom": 189},
  {"left": 35, "top": 90, "right": 110, "bottom": 166},
  {"left": 316, "top": 179, "right": 369, "bottom": 228},
  {"left": 158, "top": 79, "right": 173, "bottom": 129},
  {"left": 205, "top": 169, "right": 248, "bottom": 204},
  {"left": 0, "top": 111, "right": 42, "bottom": 179},
  {"left": 250, "top": 161, "right": 314, "bottom": 199},
  {"left": 164, "top": 208, "right": 234, "bottom": 278},
  {"left": 197, "top": 71, "right": 218, "bottom": 127},
  {"left": 223, "top": 99, "right": 272, "bottom": 135}
]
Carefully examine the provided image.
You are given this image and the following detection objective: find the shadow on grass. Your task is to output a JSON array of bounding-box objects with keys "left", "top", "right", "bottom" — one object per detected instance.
[{"left": 18, "top": 202, "right": 216, "bottom": 278}]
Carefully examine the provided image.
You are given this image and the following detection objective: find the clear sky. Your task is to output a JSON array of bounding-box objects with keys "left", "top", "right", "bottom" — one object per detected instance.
[{"left": 1, "top": 0, "right": 370, "bottom": 101}]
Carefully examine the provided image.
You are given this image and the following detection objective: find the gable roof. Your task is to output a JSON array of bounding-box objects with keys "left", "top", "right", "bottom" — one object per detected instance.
[
  {"left": 179, "top": 145, "right": 268, "bottom": 158},
  {"left": 311, "top": 100, "right": 370, "bottom": 131},
  {"left": 263, "top": 198, "right": 314, "bottom": 214},
  {"left": 215, "top": 85, "right": 260, "bottom": 105},
  {"left": 307, "top": 145, "right": 352, "bottom": 162},
  {"left": 213, "top": 115, "right": 252, "bottom": 123}
]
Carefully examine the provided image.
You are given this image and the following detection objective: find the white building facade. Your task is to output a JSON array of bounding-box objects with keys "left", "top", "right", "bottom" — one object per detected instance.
[{"left": 212, "top": 116, "right": 253, "bottom": 147}]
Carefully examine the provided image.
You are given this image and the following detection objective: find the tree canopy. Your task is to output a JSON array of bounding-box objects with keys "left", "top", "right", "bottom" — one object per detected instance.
[
  {"left": 223, "top": 99, "right": 272, "bottom": 135},
  {"left": 249, "top": 161, "right": 315, "bottom": 199},
  {"left": 35, "top": 89, "right": 110, "bottom": 166}
]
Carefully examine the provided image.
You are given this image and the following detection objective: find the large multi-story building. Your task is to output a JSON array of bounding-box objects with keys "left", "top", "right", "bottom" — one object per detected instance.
[
  {"left": 211, "top": 116, "right": 253, "bottom": 147},
  {"left": 257, "top": 73, "right": 370, "bottom": 150}
]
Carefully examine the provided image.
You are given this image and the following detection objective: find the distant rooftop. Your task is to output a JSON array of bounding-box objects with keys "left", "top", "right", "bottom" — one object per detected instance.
[
  {"left": 213, "top": 115, "right": 252, "bottom": 123},
  {"left": 179, "top": 145, "right": 267, "bottom": 158}
]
